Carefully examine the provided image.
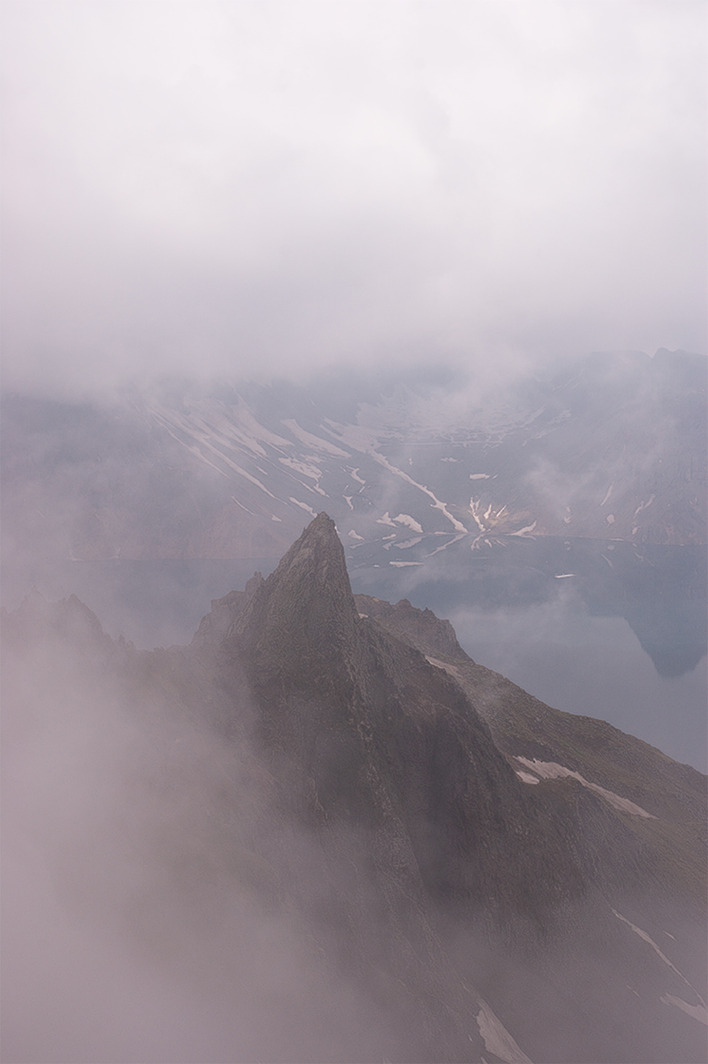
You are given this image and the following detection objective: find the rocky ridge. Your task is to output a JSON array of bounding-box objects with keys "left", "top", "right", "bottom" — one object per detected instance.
[{"left": 2, "top": 513, "right": 706, "bottom": 1063}]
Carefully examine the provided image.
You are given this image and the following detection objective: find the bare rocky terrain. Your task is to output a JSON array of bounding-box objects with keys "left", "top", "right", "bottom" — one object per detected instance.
[{"left": 3, "top": 513, "right": 706, "bottom": 1063}]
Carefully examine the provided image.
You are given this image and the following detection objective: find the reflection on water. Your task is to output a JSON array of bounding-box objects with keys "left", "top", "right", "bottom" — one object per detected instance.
[
  {"left": 447, "top": 591, "right": 707, "bottom": 773},
  {"left": 350, "top": 538, "right": 707, "bottom": 771},
  {"left": 350, "top": 537, "right": 708, "bottom": 680}
]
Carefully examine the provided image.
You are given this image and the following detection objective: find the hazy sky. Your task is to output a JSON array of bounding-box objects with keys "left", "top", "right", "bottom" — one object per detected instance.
[{"left": 2, "top": 1, "right": 706, "bottom": 394}]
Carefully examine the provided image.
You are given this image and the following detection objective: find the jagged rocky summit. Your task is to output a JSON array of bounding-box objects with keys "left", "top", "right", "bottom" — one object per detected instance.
[{"left": 2, "top": 513, "right": 706, "bottom": 1064}]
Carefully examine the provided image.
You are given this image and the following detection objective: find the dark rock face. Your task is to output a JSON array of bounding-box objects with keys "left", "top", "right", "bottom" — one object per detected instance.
[
  {"left": 233, "top": 513, "right": 361, "bottom": 696},
  {"left": 3, "top": 513, "right": 706, "bottom": 1064},
  {"left": 191, "top": 573, "right": 264, "bottom": 648},
  {"left": 356, "top": 594, "right": 466, "bottom": 659},
  {"left": 227, "top": 515, "right": 583, "bottom": 925}
]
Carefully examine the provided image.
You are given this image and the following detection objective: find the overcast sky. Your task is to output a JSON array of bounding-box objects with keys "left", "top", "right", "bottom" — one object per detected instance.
[{"left": 2, "top": 1, "right": 706, "bottom": 395}]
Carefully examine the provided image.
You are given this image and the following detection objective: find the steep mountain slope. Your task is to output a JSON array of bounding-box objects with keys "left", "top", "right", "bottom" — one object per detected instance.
[
  {"left": 356, "top": 593, "right": 707, "bottom": 903},
  {"left": 2, "top": 514, "right": 706, "bottom": 1063}
]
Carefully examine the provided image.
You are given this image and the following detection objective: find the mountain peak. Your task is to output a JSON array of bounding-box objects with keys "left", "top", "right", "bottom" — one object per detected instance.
[
  {"left": 232, "top": 513, "right": 359, "bottom": 691},
  {"left": 256, "top": 511, "right": 353, "bottom": 606}
]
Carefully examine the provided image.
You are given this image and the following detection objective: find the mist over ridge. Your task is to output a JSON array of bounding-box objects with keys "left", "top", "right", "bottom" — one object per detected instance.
[
  {"left": 2, "top": 512, "right": 706, "bottom": 1062},
  {"left": 2, "top": 3, "right": 707, "bottom": 1059},
  {"left": 3, "top": 349, "right": 705, "bottom": 769}
]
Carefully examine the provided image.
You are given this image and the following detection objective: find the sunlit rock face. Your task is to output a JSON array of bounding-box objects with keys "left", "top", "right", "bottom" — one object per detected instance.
[{"left": 2, "top": 513, "right": 706, "bottom": 1064}]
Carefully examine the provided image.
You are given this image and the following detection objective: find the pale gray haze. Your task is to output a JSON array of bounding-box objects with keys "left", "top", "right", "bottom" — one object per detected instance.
[
  {"left": 2, "top": 7, "right": 707, "bottom": 1063},
  {"left": 2, "top": 0, "right": 706, "bottom": 396}
]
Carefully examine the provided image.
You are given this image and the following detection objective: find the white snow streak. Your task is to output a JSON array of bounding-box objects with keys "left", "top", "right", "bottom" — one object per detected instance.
[
  {"left": 633, "top": 494, "right": 656, "bottom": 518},
  {"left": 281, "top": 419, "right": 350, "bottom": 457},
  {"left": 393, "top": 513, "right": 424, "bottom": 534},
  {"left": 377, "top": 512, "right": 398, "bottom": 527},
  {"left": 426, "top": 533, "right": 468, "bottom": 556},
  {"left": 232, "top": 399, "right": 294, "bottom": 451},
  {"left": 661, "top": 994, "right": 708, "bottom": 1026},
  {"left": 469, "top": 499, "right": 486, "bottom": 532},
  {"left": 278, "top": 456, "right": 322, "bottom": 480},
  {"left": 613, "top": 911, "right": 708, "bottom": 1010},
  {"left": 393, "top": 537, "right": 422, "bottom": 550},
  {"left": 289, "top": 498, "right": 317, "bottom": 518},
  {"left": 150, "top": 406, "right": 281, "bottom": 497},
  {"left": 475, "top": 999, "right": 532, "bottom": 1064},
  {"left": 515, "top": 759, "right": 655, "bottom": 818},
  {"left": 230, "top": 495, "right": 256, "bottom": 515},
  {"left": 333, "top": 425, "right": 467, "bottom": 532}
]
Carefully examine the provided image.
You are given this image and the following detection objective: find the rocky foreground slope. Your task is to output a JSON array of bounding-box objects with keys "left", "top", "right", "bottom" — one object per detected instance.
[{"left": 2, "top": 514, "right": 706, "bottom": 1063}]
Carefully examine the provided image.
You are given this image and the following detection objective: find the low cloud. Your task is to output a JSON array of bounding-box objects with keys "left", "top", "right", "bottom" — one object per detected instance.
[
  {"left": 1, "top": 1, "right": 705, "bottom": 396},
  {"left": 1, "top": 603, "right": 409, "bottom": 1062}
]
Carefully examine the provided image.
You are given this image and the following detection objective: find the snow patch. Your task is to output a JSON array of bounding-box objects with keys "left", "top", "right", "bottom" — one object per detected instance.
[
  {"left": 348, "top": 530, "right": 364, "bottom": 541},
  {"left": 661, "top": 994, "right": 708, "bottom": 1026},
  {"left": 150, "top": 399, "right": 295, "bottom": 463},
  {"left": 393, "top": 537, "right": 422, "bottom": 550},
  {"left": 425, "top": 656, "right": 462, "bottom": 680},
  {"left": 633, "top": 494, "right": 656, "bottom": 518},
  {"left": 606, "top": 513, "right": 615, "bottom": 525},
  {"left": 515, "top": 759, "right": 656, "bottom": 818},
  {"left": 282, "top": 419, "right": 350, "bottom": 457},
  {"left": 476, "top": 999, "right": 532, "bottom": 1064},
  {"left": 289, "top": 498, "right": 317, "bottom": 518},
  {"left": 613, "top": 910, "right": 707, "bottom": 1009},
  {"left": 470, "top": 473, "right": 490, "bottom": 480},
  {"left": 150, "top": 408, "right": 293, "bottom": 492},
  {"left": 278, "top": 456, "right": 322, "bottom": 480},
  {"left": 390, "top": 561, "right": 422, "bottom": 567},
  {"left": 393, "top": 513, "right": 424, "bottom": 534},
  {"left": 516, "top": 771, "right": 540, "bottom": 785},
  {"left": 469, "top": 498, "right": 486, "bottom": 532},
  {"left": 231, "top": 496, "right": 256, "bottom": 515},
  {"left": 601, "top": 484, "right": 614, "bottom": 507},
  {"left": 334, "top": 423, "right": 467, "bottom": 532},
  {"left": 377, "top": 512, "right": 398, "bottom": 528}
]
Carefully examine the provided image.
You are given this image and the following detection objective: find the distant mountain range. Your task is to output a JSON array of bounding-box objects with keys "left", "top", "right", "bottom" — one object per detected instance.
[
  {"left": 2, "top": 350, "right": 705, "bottom": 577},
  {"left": 3, "top": 513, "right": 706, "bottom": 1063}
]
